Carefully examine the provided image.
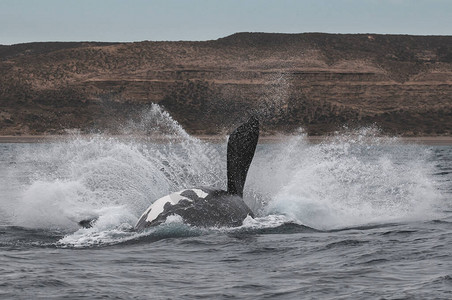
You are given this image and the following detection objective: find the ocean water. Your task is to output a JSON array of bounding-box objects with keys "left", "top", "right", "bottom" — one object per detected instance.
[{"left": 1, "top": 106, "right": 451, "bottom": 299}]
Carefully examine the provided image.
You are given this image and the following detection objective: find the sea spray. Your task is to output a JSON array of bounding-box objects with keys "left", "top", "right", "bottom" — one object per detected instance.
[
  {"left": 1, "top": 106, "right": 446, "bottom": 246},
  {"left": 254, "top": 127, "right": 443, "bottom": 230},
  {"left": 7, "top": 104, "right": 224, "bottom": 233}
]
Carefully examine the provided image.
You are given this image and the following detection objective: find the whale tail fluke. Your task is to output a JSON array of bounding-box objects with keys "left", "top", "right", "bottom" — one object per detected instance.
[{"left": 227, "top": 116, "right": 259, "bottom": 197}]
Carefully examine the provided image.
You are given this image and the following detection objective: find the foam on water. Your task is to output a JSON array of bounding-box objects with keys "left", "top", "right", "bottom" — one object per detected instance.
[
  {"left": 57, "top": 212, "right": 207, "bottom": 248},
  {"left": 0, "top": 105, "right": 446, "bottom": 247}
]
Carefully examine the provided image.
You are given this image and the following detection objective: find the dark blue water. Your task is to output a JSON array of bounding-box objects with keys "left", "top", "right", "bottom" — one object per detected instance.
[
  {"left": 2, "top": 220, "right": 451, "bottom": 299},
  {"left": 1, "top": 110, "right": 451, "bottom": 299}
]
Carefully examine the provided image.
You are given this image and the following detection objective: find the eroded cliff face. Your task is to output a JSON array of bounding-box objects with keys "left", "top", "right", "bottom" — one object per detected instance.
[{"left": 1, "top": 33, "right": 451, "bottom": 136}]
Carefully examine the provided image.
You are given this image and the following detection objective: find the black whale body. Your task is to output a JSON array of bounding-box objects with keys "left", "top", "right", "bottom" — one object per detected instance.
[
  {"left": 134, "top": 187, "right": 254, "bottom": 230},
  {"left": 133, "top": 116, "right": 259, "bottom": 231}
]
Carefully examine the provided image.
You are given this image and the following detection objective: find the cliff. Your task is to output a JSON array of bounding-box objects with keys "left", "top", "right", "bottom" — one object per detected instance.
[{"left": 1, "top": 33, "right": 451, "bottom": 136}]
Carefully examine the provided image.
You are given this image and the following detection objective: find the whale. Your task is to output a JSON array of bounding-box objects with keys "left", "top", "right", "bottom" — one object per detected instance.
[
  {"left": 78, "top": 116, "right": 259, "bottom": 230},
  {"left": 78, "top": 116, "right": 259, "bottom": 231},
  {"left": 134, "top": 116, "right": 259, "bottom": 231}
]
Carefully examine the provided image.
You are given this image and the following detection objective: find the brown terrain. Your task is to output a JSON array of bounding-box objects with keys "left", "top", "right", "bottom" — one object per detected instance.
[{"left": 1, "top": 32, "right": 451, "bottom": 136}]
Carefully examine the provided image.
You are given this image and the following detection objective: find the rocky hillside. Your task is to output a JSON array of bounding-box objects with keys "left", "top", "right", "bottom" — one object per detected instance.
[{"left": 1, "top": 33, "right": 451, "bottom": 136}]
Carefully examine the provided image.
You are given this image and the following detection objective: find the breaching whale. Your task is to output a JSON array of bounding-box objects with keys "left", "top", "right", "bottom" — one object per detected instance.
[
  {"left": 134, "top": 116, "right": 259, "bottom": 230},
  {"left": 78, "top": 116, "right": 259, "bottom": 230}
]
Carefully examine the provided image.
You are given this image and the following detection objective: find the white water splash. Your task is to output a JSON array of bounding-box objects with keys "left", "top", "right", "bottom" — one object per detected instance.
[
  {"left": 247, "top": 127, "right": 444, "bottom": 230},
  {"left": 1, "top": 106, "right": 447, "bottom": 247},
  {"left": 7, "top": 105, "right": 223, "bottom": 234}
]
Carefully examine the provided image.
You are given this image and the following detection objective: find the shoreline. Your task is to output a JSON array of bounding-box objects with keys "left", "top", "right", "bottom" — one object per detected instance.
[{"left": 1, "top": 135, "right": 452, "bottom": 145}]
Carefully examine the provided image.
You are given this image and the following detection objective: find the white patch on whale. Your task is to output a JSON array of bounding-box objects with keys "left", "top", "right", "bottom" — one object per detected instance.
[
  {"left": 190, "top": 188, "right": 208, "bottom": 198},
  {"left": 141, "top": 191, "right": 191, "bottom": 224}
]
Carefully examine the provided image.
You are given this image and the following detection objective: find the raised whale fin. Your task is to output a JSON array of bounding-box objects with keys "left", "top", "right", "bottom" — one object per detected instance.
[{"left": 227, "top": 115, "right": 259, "bottom": 197}]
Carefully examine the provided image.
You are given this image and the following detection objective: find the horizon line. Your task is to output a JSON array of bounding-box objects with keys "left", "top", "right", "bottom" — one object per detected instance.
[{"left": 2, "top": 31, "right": 452, "bottom": 46}]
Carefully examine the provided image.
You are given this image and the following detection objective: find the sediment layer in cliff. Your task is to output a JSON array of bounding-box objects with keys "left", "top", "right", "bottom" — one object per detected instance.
[{"left": 1, "top": 33, "right": 451, "bottom": 136}]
